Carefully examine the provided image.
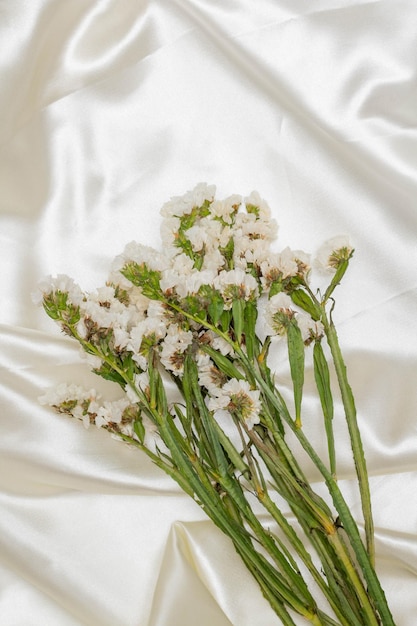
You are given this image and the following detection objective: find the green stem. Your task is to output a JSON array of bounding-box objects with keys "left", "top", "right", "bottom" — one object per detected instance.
[
  {"left": 147, "top": 402, "right": 324, "bottom": 622},
  {"left": 323, "top": 315, "right": 375, "bottom": 567},
  {"left": 257, "top": 487, "right": 357, "bottom": 626},
  {"left": 237, "top": 348, "right": 395, "bottom": 625}
]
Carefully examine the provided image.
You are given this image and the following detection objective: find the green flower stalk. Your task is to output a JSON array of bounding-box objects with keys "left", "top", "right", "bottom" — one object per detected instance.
[{"left": 36, "top": 185, "right": 396, "bottom": 625}]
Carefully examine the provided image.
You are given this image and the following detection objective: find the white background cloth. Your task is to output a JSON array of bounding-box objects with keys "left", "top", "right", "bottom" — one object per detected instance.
[{"left": 1, "top": 1, "right": 417, "bottom": 624}]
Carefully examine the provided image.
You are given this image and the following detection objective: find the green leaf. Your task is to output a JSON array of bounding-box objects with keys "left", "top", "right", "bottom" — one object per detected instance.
[
  {"left": 200, "top": 344, "right": 243, "bottom": 380},
  {"left": 232, "top": 299, "right": 245, "bottom": 343},
  {"left": 243, "top": 300, "right": 258, "bottom": 361},
  {"left": 269, "top": 280, "right": 283, "bottom": 298},
  {"left": 287, "top": 319, "right": 305, "bottom": 428},
  {"left": 208, "top": 294, "right": 224, "bottom": 326},
  {"left": 93, "top": 362, "right": 126, "bottom": 387},
  {"left": 134, "top": 418, "right": 146, "bottom": 444},
  {"left": 290, "top": 290, "right": 321, "bottom": 321},
  {"left": 313, "top": 342, "right": 334, "bottom": 423},
  {"left": 220, "top": 309, "right": 232, "bottom": 333}
]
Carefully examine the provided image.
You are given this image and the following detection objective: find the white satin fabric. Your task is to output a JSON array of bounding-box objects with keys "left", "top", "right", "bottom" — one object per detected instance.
[{"left": 1, "top": 1, "right": 417, "bottom": 624}]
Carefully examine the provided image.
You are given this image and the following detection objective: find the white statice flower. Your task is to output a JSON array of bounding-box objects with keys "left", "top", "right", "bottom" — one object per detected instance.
[
  {"left": 160, "top": 216, "right": 181, "bottom": 248},
  {"left": 265, "top": 292, "right": 294, "bottom": 336},
  {"left": 204, "top": 219, "right": 231, "bottom": 250},
  {"left": 71, "top": 403, "right": 93, "bottom": 429},
  {"left": 184, "top": 216, "right": 229, "bottom": 254},
  {"left": 207, "top": 378, "right": 261, "bottom": 430},
  {"left": 185, "top": 223, "right": 209, "bottom": 252},
  {"left": 33, "top": 274, "right": 84, "bottom": 307},
  {"left": 259, "top": 247, "right": 311, "bottom": 291},
  {"left": 147, "top": 299, "right": 167, "bottom": 320},
  {"left": 128, "top": 316, "right": 167, "bottom": 354},
  {"left": 291, "top": 249, "right": 311, "bottom": 280},
  {"left": 184, "top": 269, "right": 217, "bottom": 296},
  {"left": 196, "top": 351, "right": 227, "bottom": 394},
  {"left": 95, "top": 397, "right": 131, "bottom": 428},
  {"left": 206, "top": 389, "right": 230, "bottom": 412},
  {"left": 209, "top": 195, "right": 241, "bottom": 223},
  {"left": 214, "top": 268, "right": 259, "bottom": 308},
  {"left": 259, "top": 251, "right": 295, "bottom": 290},
  {"left": 171, "top": 253, "right": 195, "bottom": 274},
  {"left": 296, "top": 314, "right": 325, "bottom": 344},
  {"left": 159, "top": 324, "right": 193, "bottom": 376},
  {"left": 315, "top": 236, "right": 353, "bottom": 273},
  {"left": 112, "top": 327, "right": 131, "bottom": 350},
  {"left": 111, "top": 241, "right": 169, "bottom": 280},
  {"left": 159, "top": 268, "right": 178, "bottom": 295},
  {"left": 95, "top": 285, "right": 115, "bottom": 302},
  {"left": 161, "top": 258, "right": 216, "bottom": 299},
  {"left": 127, "top": 287, "right": 150, "bottom": 314},
  {"left": 160, "top": 254, "right": 194, "bottom": 295},
  {"left": 244, "top": 190, "right": 273, "bottom": 219},
  {"left": 39, "top": 383, "right": 100, "bottom": 429},
  {"left": 277, "top": 248, "right": 304, "bottom": 278},
  {"left": 125, "top": 372, "right": 149, "bottom": 405},
  {"left": 79, "top": 296, "right": 131, "bottom": 331},
  {"left": 135, "top": 371, "right": 150, "bottom": 392},
  {"left": 233, "top": 235, "right": 270, "bottom": 269},
  {"left": 201, "top": 248, "right": 226, "bottom": 273},
  {"left": 235, "top": 211, "right": 278, "bottom": 241},
  {"left": 160, "top": 183, "right": 216, "bottom": 217},
  {"left": 141, "top": 413, "right": 160, "bottom": 449},
  {"left": 39, "top": 382, "right": 98, "bottom": 407}
]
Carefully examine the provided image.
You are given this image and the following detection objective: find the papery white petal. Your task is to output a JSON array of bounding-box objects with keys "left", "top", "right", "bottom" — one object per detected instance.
[{"left": 315, "top": 236, "right": 353, "bottom": 273}]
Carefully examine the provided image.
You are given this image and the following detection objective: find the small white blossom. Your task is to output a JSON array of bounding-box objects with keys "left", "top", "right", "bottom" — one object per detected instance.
[
  {"left": 80, "top": 297, "right": 131, "bottom": 331},
  {"left": 113, "top": 327, "right": 130, "bottom": 350},
  {"left": 159, "top": 324, "right": 193, "bottom": 375},
  {"left": 235, "top": 212, "right": 277, "bottom": 240},
  {"left": 209, "top": 195, "right": 241, "bottom": 223},
  {"left": 244, "top": 191, "right": 273, "bottom": 219},
  {"left": 234, "top": 236, "right": 270, "bottom": 268},
  {"left": 112, "top": 241, "right": 169, "bottom": 275},
  {"left": 296, "top": 314, "right": 324, "bottom": 344},
  {"left": 128, "top": 316, "right": 167, "bottom": 353},
  {"left": 33, "top": 274, "right": 84, "bottom": 306},
  {"left": 201, "top": 248, "right": 225, "bottom": 273},
  {"left": 160, "top": 183, "right": 216, "bottom": 217},
  {"left": 184, "top": 269, "right": 217, "bottom": 296},
  {"left": 160, "top": 216, "right": 181, "bottom": 247},
  {"left": 159, "top": 269, "right": 179, "bottom": 295},
  {"left": 265, "top": 293, "right": 294, "bottom": 336},
  {"left": 172, "top": 253, "right": 195, "bottom": 274},
  {"left": 197, "top": 352, "right": 227, "bottom": 394},
  {"left": 259, "top": 247, "right": 311, "bottom": 290},
  {"left": 141, "top": 413, "right": 162, "bottom": 451},
  {"left": 315, "top": 236, "right": 353, "bottom": 273},
  {"left": 207, "top": 378, "right": 261, "bottom": 429},
  {"left": 39, "top": 383, "right": 98, "bottom": 407},
  {"left": 186, "top": 224, "right": 209, "bottom": 252},
  {"left": 214, "top": 269, "right": 259, "bottom": 308},
  {"left": 95, "top": 398, "right": 131, "bottom": 428}
]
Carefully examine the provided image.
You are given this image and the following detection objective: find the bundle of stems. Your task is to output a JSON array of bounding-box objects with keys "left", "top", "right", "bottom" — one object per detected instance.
[{"left": 38, "top": 185, "right": 395, "bottom": 625}]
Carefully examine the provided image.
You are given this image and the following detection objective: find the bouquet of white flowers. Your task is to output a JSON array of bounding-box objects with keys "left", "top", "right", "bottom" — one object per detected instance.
[{"left": 36, "top": 184, "right": 395, "bottom": 626}]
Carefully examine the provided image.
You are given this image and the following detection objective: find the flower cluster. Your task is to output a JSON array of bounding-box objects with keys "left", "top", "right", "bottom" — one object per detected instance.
[
  {"left": 35, "top": 184, "right": 352, "bottom": 441},
  {"left": 35, "top": 185, "right": 395, "bottom": 626}
]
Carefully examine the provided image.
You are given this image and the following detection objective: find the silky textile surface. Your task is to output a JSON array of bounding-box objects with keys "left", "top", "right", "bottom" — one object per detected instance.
[{"left": 1, "top": 1, "right": 417, "bottom": 624}]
